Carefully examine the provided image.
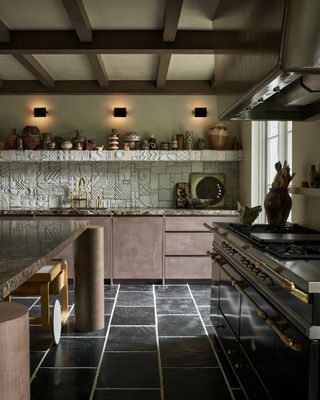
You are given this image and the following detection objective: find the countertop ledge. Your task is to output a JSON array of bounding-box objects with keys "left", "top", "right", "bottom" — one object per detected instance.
[{"left": 0, "top": 208, "right": 240, "bottom": 217}]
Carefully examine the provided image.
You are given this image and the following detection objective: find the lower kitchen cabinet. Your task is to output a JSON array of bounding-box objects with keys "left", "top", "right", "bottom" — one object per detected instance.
[
  {"left": 112, "top": 216, "right": 163, "bottom": 279},
  {"left": 164, "top": 216, "right": 239, "bottom": 280}
]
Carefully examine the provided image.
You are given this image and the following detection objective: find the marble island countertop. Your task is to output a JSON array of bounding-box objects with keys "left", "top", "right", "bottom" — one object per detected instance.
[{"left": 0, "top": 208, "right": 240, "bottom": 217}]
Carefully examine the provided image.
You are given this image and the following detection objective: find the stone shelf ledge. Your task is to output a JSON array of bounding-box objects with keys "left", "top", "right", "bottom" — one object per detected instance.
[
  {"left": 289, "top": 187, "right": 320, "bottom": 197},
  {"left": 0, "top": 150, "right": 244, "bottom": 163}
]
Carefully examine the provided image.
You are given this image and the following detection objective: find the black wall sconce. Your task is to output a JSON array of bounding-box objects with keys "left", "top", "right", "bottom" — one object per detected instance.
[
  {"left": 114, "top": 107, "right": 127, "bottom": 117},
  {"left": 194, "top": 107, "right": 207, "bottom": 117},
  {"left": 34, "top": 107, "right": 48, "bottom": 117}
]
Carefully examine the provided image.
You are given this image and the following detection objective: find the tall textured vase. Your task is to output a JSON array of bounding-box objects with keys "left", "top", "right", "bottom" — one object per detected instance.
[{"left": 264, "top": 189, "right": 292, "bottom": 225}]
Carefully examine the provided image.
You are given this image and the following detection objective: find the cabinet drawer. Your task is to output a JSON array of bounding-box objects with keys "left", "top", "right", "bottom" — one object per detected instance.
[
  {"left": 165, "top": 216, "right": 239, "bottom": 232},
  {"left": 165, "top": 232, "right": 212, "bottom": 255},
  {"left": 165, "top": 257, "right": 211, "bottom": 279}
]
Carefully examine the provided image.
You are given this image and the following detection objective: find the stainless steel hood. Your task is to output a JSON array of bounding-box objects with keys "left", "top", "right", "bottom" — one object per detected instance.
[{"left": 215, "top": 0, "right": 320, "bottom": 121}]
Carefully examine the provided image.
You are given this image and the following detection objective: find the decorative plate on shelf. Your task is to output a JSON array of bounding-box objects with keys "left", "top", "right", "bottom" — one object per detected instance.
[{"left": 190, "top": 173, "right": 225, "bottom": 208}]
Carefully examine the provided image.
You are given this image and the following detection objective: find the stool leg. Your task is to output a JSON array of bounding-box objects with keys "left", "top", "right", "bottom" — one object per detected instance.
[
  {"left": 61, "top": 260, "right": 69, "bottom": 324},
  {"left": 40, "top": 282, "right": 50, "bottom": 329}
]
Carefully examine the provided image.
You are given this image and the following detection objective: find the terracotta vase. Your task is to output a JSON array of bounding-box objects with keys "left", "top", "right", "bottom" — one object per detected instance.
[{"left": 264, "top": 188, "right": 292, "bottom": 225}]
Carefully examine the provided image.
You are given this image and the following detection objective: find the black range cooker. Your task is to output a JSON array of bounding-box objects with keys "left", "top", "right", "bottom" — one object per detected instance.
[{"left": 206, "top": 222, "right": 320, "bottom": 400}]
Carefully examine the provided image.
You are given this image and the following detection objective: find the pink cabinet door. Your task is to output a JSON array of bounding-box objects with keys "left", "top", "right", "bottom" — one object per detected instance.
[
  {"left": 112, "top": 216, "right": 163, "bottom": 279},
  {"left": 165, "top": 232, "right": 212, "bottom": 256},
  {"left": 165, "top": 257, "right": 211, "bottom": 279}
]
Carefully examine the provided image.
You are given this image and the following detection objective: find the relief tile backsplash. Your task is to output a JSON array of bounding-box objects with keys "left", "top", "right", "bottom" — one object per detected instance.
[{"left": 0, "top": 162, "right": 239, "bottom": 210}]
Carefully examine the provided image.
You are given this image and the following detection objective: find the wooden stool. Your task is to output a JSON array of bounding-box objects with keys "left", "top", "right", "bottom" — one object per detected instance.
[
  {"left": 0, "top": 302, "right": 30, "bottom": 400},
  {"left": 11, "top": 259, "right": 68, "bottom": 330}
]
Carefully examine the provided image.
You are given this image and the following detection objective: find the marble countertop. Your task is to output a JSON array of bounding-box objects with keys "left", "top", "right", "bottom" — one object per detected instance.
[
  {"left": 0, "top": 208, "right": 240, "bottom": 217},
  {"left": 0, "top": 219, "right": 88, "bottom": 299}
]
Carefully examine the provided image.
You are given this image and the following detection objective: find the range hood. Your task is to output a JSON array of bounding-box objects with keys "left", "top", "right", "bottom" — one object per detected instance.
[{"left": 215, "top": 0, "right": 320, "bottom": 121}]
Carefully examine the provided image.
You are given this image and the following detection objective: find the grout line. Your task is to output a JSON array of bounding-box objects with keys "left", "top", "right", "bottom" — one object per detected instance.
[
  {"left": 27, "top": 297, "right": 41, "bottom": 310},
  {"left": 153, "top": 284, "right": 165, "bottom": 400},
  {"left": 89, "top": 284, "right": 120, "bottom": 400},
  {"left": 117, "top": 290, "right": 154, "bottom": 293},
  {"left": 162, "top": 366, "right": 220, "bottom": 369},
  {"left": 113, "top": 305, "right": 154, "bottom": 308},
  {"left": 187, "top": 284, "right": 237, "bottom": 400},
  {"left": 30, "top": 348, "right": 52, "bottom": 383},
  {"left": 155, "top": 296, "right": 192, "bottom": 299},
  {"left": 158, "top": 335, "right": 202, "bottom": 339}
]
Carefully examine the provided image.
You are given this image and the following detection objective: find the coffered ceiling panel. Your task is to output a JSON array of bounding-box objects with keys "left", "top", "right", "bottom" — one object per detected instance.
[
  {"left": 0, "top": 55, "right": 36, "bottom": 80},
  {"left": 83, "top": 0, "right": 166, "bottom": 30},
  {"left": 0, "top": 0, "right": 72, "bottom": 29},
  {"left": 101, "top": 54, "right": 158, "bottom": 80},
  {"left": 167, "top": 55, "right": 215, "bottom": 80},
  {"left": 178, "top": 0, "right": 219, "bottom": 30},
  {"left": 34, "top": 55, "right": 95, "bottom": 80}
]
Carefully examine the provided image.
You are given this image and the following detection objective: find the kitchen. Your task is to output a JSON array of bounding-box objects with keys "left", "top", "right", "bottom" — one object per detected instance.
[{"left": 0, "top": 0, "right": 320, "bottom": 399}]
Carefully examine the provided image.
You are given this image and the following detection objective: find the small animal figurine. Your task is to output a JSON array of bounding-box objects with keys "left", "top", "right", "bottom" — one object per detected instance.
[{"left": 237, "top": 201, "right": 262, "bottom": 225}]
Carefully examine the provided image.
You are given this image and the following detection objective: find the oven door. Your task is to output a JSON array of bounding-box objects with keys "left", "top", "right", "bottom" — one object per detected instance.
[{"left": 234, "top": 272, "right": 311, "bottom": 400}]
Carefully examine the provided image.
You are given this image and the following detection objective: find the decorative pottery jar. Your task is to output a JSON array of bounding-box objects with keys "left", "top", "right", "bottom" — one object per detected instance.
[
  {"left": 208, "top": 123, "right": 228, "bottom": 150},
  {"left": 124, "top": 132, "right": 140, "bottom": 150},
  {"left": 61, "top": 140, "right": 73, "bottom": 150},
  {"left": 22, "top": 126, "right": 41, "bottom": 150},
  {"left": 264, "top": 188, "right": 292, "bottom": 225},
  {"left": 7, "top": 129, "right": 18, "bottom": 149},
  {"left": 185, "top": 131, "right": 194, "bottom": 150}
]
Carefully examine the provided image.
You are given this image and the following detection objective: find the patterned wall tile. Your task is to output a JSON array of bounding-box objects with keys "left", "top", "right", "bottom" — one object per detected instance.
[{"left": 0, "top": 161, "right": 239, "bottom": 209}]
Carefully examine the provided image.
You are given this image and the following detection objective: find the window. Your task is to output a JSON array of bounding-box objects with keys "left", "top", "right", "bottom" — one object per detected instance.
[{"left": 251, "top": 121, "right": 292, "bottom": 223}]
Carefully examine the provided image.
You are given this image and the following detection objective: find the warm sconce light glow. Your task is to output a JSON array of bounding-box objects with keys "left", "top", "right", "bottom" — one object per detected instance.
[
  {"left": 194, "top": 107, "right": 207, "bottom": 117},
  {"left": 113, "top": 107, "right": 127, "bottom": 117},
  {"left": 34, "top": 107, "right": 48, "bottom": 117}
]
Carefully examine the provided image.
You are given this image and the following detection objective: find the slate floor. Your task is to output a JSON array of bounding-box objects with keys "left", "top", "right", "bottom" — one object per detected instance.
[{"left": 12, "top": 283, "right": 246, "bottom": 400}]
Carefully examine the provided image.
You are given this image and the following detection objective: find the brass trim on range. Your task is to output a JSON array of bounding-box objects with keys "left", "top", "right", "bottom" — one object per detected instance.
[
  {"left": 230, "top": 277, "right": 304, "bottom": 353},
  {"left": 221, "top": 240, "right": 310, "bottom": 305}
]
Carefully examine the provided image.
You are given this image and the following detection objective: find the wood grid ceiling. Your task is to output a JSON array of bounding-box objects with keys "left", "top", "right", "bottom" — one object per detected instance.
[{"left": 0, "top": 0, "right": 271, "bottom": 95}]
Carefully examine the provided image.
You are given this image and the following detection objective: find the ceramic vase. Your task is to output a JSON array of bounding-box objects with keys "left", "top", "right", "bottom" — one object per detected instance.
[{"left": 264, "top": 189, "right": 292, "bottom": 225}]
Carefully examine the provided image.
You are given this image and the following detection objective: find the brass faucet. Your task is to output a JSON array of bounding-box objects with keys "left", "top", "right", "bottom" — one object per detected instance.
[{"left": 70, "top": 177, "right": 90, "bottom": 208}]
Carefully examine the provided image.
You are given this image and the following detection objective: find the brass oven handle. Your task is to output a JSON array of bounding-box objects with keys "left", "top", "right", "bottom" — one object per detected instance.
[
  {"left": 230, "top": 277, "right": 304, "bottom": 353},
  {"left": 280, "top": 279, "right": 309, "bottom": 305},
  {"left": 203, "top": 223, "right": 213, "bottom": 232},
  {"left": 206, "top": 250, "right": 228, "bottom": 266}
]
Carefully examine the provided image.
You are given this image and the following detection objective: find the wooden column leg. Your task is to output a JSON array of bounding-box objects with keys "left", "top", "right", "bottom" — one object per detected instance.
[
  {"left": 74, "top": 225, "right": 104, "bottom": 331},
  {"left": 61, "top": 260, "right": 69, "bottom": 324},
  {"left": 40, "top": 282, "right": 50, "bottom": 329},
  {"left": 0, "top": 302, "right": 30, "bottom": 400}
]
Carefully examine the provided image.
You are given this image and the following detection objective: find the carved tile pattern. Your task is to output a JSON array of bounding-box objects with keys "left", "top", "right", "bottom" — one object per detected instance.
[{"left": 0, "top": 161, "right": 239, "bottom": 210}]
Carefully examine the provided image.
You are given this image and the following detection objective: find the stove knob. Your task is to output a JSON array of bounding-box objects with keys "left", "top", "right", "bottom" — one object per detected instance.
[
  {"left": 229, "top": 247, "right": 237, "bottom": 255},
  {"left": 248, "top": 264, "right": 255, "bottom": 271},
  {"left": 258, "top": 272, "right": 267, "bottom": 280},
  {"left": 253, "top": 267, "right": 261, "bottom": 274}
]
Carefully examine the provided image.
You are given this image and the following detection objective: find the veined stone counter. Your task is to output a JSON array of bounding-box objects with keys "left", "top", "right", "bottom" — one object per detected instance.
[
  {"left": 0, "top": 150, "right": 244, "bottom": 162},
  {"left": 0, "top": 208, "right": 240, "bottom": 217}
]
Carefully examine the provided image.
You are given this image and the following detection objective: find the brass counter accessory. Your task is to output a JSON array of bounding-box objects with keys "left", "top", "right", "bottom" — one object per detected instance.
[{"left": 70, "top": 177, "right": 90, "bottom": 208}]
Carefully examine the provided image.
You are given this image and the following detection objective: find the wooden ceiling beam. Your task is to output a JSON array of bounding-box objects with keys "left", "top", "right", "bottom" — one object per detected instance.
[
  {"left": 61, "top": 0, "right": 92, "bottom": 42},
  {"left": 0, "top": 30, "right": 279, "bottom": 54},
  {"left": 156, "top": 53, "right": 171, "bottom": 88},
  {"left": 163, "top": 0, "right": 184, "bottom": 42},
  {"left": 13, "top": 54, "right": 55, "bottom": 88},
  {"left": 87, "top": 54, "right": 109, "bottom": 88},
  {"left": 0, "top": 79, "right": 3, "bottom": 88},
  {"left": 0, "top": 20, "right": 10, "bottom": 42},
  {"left": 0, "top": 80, "right": 218, "bottom": 95},
  {"left": 210, "top": 73, "right": 216, "bottom": 88}
]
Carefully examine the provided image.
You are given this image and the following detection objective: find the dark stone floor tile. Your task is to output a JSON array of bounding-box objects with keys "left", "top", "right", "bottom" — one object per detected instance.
[
  {"left": 30, "top": 326, "right": 54, "bottom": 352},
  {"left": 159, "top": 336, "right": 218, "bottom": 367},
  {"left": 30, "top": 351, "right": 46, "bottom": 376},
  {"left": 156, "top": 298, "right": 197, "bottom": 315},
  {"left": 189, "top": 284, "right": 211, "bottom": 292},
  {"left": 94, "top": 389, "right": 161, "bottom": 400},
  {"left": 192, "top": 291, "right": 211, "bottom": 306},
  {"left": 31, "top": 368, "right": 96, "bottom": 400},
  {"left": 111, "top": 306, "right": 155, "bottom": 325},
  {"left": 119, "top": 284, "right": 153, "bottom": 291},
  {"left": 42, "top": 337, "right": 105, "bottom": 367},
  {"left": 61, "top": 315, "right": 110, "bottom": 337},
  {"left": 198, "top": 306, "right": 212, "bottom": 325},
  {"left": 105, "top": 299, "right": 116, "bottom": 315},
  {"left": 68, "top": 291, "right": 75, "bottom": 305},
  {"left": 97, "top": 352, "right": 160, "bottom": 388},
  {"left": 29, "top": 304, "right": 72, "bottom": 319},
  {"left": 116, "top": 291, "right": 154, "bottom": 307},
  {"left": 155, "top": 285, "right": 190, "bottom": 298},
  {"left": 106, "top": 326, "right": 157, "bottom": 351},
  {"left": 163, "top": 368, "right": 232, "bottom": 400},
  {"left": 232, "top": 389, "right": 248, "bottom": 400},
  {"left": 11, "top": 297, "right": 39, "bottom": 309},
  {"left": 104, "top": 285, "right": 119, "bottom": 298},
  {"left": 158, "top": 315, "right": 205, "bottom": 337}
]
